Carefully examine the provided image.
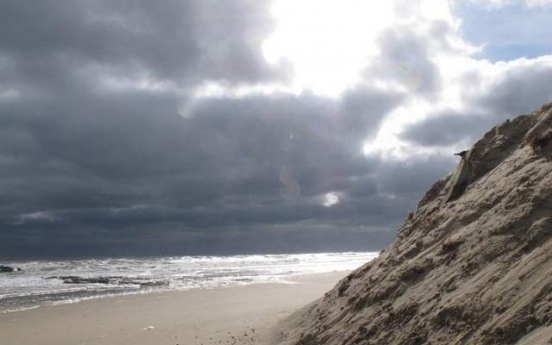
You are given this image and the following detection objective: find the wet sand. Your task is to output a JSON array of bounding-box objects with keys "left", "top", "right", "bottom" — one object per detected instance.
[{"left": 0, "top": 272, "right": 347, "bottom": 345}]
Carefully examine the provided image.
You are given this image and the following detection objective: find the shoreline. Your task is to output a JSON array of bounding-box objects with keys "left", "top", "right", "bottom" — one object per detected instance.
[
  {"left": 0, "top": 270, "right": 350, "bottom": 315},
  {"left": 0, "top": 271, "right": 348, "bottom": 345}
]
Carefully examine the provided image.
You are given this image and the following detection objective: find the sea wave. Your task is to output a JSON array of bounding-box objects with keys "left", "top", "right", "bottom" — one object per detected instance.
[{"left": 0, "top": 252, "right": 378, "bottom": 312}]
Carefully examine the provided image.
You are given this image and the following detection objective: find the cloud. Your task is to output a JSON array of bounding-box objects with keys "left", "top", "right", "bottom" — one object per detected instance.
[
  {"left": 365, "top": 25, "right": 443, "bottom": 98},
  {"left": 363, "top": 1, "right": 552, "bottom": 159},
  {"left": 0, "top": 82, "right": 414, "bottom": 258},
  {"left": 527, "top": 0, "right": 552, "bottom": 6},
  {"left": 472, "top": 57, "right": 552, "bottom": 116},
  {"left": 462, "top": 0, "right": 552, "bottom": 8},
  {"left": 399, "top": 57, "right": 552, "bottom": 149},
  {"left": 0, "top": 0, "right": 286, "bottom": 97},
  {"left": 400, "top": 110, "right": 487, "bottom": 147},
  {"left": 1, "top": 0, "right": 551, "bottom": 258}
]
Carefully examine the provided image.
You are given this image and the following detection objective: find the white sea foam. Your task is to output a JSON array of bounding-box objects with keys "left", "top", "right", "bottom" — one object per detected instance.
[
  {"left": 0, "top": 305, "right": 40, "bottom": 314},
  {"left": 0, "top": 252, "right": 378, "bottom": 312}
]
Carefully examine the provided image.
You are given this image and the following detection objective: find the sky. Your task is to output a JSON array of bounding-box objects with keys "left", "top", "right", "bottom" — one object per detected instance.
[{"left": 1, "top": 0, "right": 552, "bottom": 259}]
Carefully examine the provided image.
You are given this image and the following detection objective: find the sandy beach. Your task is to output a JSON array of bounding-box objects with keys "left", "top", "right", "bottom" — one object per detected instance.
[{"left": 0, "top": 271, "right": 347, "bottom": 345}]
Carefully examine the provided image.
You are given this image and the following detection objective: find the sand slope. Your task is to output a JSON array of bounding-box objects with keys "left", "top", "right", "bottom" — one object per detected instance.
[{"left": 274, "top": 103, "right": 552, "bottom": 345}]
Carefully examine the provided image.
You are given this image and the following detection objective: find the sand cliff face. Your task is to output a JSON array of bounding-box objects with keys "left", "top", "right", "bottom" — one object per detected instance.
[{"left": 274, "top": 103, "right": 552, "bottom": 345}]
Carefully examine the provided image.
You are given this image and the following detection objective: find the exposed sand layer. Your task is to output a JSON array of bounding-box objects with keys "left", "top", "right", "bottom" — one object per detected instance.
[
  {"left": 273, "top": 103, "right": 552, "bottom": 345},
  {"left": 0, "top": 272, "right": 348, "bottom": 345}
]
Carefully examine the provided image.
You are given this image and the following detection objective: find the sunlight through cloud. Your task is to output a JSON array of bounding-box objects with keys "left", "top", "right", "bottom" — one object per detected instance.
[
  {"left": 263, "top": 0, "right": 397, "bottom": 96},
  {"left": 323, "top": 192, "right": 340, "bottom": 207}
]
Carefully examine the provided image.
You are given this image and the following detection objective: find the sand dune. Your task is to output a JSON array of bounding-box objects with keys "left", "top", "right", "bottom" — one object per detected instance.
[{"left": 273, "top": 103, "right": 552, "bottom": 345}]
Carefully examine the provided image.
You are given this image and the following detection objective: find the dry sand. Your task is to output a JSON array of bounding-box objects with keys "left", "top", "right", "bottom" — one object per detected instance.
[{"left": 0, "top": 271, "right": 347, "bottom": 345}]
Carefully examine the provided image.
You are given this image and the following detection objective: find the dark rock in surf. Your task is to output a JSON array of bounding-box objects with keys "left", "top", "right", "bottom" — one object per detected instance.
[
  {"left": 0, "top": 265, "right": 22, "bottom": 272},
  {"left": 47, "top": 275, "right": 168, "bottom": 288}
]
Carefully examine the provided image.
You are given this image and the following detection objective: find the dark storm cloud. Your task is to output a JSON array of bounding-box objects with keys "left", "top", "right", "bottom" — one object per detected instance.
[
  {"left": 339, "top": 86, "right": 406, "bottom": 141},
  {"left": 400, "top": 110, "right": 489, "bottom": 147},
  {"left": 374, "top": 154, "right": 456, "bottom": 197},
  {"left": 0, "top": 0, "right": 283, "bottom": 94},
  {"left": 0, "top": 82, "right": 415, "bottom": 258},
  {"left": 0, "top": 0, "right": 465, "bottom": 259}
]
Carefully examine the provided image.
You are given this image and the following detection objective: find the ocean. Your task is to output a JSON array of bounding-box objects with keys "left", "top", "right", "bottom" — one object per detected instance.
[{"left": 0, "top": 252, "right": 378, "bottom": 313}]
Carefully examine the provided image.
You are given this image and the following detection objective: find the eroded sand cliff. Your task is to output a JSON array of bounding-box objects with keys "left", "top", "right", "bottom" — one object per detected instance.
[{"left": 273, "top": 103, "right": 552, "bottom": 345}]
